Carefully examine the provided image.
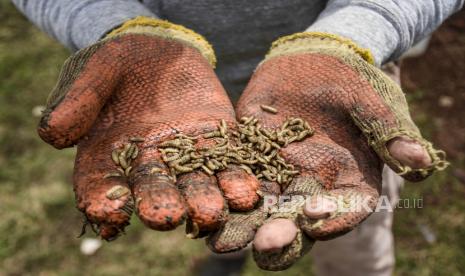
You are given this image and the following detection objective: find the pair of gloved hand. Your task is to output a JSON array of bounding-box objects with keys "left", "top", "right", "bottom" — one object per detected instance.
[{"left": 39, "top": 17, "right": 447, "bottom": 270}]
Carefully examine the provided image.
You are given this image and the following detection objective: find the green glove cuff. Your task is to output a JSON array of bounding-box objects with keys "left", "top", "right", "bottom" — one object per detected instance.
[{"left": 106, "top": 16, "right": 216, "bottom": 67}]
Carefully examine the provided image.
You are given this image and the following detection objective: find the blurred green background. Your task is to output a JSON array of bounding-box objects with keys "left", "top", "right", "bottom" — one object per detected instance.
[{"left": 1, "top": 1, "right": 464, "bottom": 275}]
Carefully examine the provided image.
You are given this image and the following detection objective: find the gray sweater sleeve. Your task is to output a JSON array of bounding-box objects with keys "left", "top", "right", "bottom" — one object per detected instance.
[
  {"left": 11, "top": 0, "right": 157, "bottom": 51},
  {"left": 307, "top": 0, "right": 464, "bottom": 65}
]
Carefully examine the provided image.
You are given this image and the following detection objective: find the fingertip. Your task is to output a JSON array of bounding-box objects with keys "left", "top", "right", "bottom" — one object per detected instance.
[
  {"left": 177, "top": 171, "right": 227, "bottom": 231},
  {"left": 133, "top": 172, "right": 187, "bottom": 231},
  {"left": 387, "top": 136, "right": 432, "bottom": 169},
  {"left": 303, "top": 196, "right": 337, "bottom": 219},
  {"left": 136, "top": 181, "right": 187, "bottom": 231},
  {"left": 82, "top": 190, "right": 133, "bottom": 240},
  {"left": 37, "top": 115, "right": 75, "bottom": 149},
  {"left": 137, "top": 200, "right": 187, "bottom": 231},
  {"left": 217, "top": 166, "right": 260, "bottom": 211},
  {"left": 253, "top": 219, "right": 298, "bottom": 252}
]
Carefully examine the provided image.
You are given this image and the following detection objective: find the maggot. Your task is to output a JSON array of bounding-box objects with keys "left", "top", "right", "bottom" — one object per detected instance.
[
  {"left": 289, "top": 118, "right": 304, "bottom": 126},
  {"left": 162, "top": 148, "right": 180, "bottom": 154},
  {"left": 103, "top": 172, "right": 122, "bottom": 179},
  {"left": 201, "top": 165, "right": 214, "bottom": 175},
  {"left": 122, "top": 143, "right": 131, "bottom": 154},
  {"left": 289, "top": 125, "right": 304, "bottom": 131},
  {"left": 206, "top": 160, "right": 217, "bottom": 171},
  {"left": 240, "top": 164, "right": 253, "bottom": 175},
  {"left": 131, "top": 146, "right": 139, "bottom": 159},
  {"left": 111, "top": 150, "right": 120, "bottom": 165},
  {"left": 163, "top": 153, "right": 181, "bottom": 162},
  {"left": 117, "top": 168, "right": 124, "bottom": 176},
  {"left": 270, "top": 141, "right": 281, "bottom": 149},
  {"left": 170, "top": 154, "right": 191, "bottom": 166},
  {"left": 106, "top": 185, "right": 130, "bottom": 200},
  {"left": 297, "top": 129, "right": 312, "bottom": 140},
  {"left": 282, "top": 169, "right": 299, "bottom": 175},
  {"left": 150, "top": 167, "right": 164, "bottom": 175},
  {"left": 174, "top": 164, "right": 194, "bottom": 173},
  {"left": 124, "top": 166, "right": 132, "bottom": 176},
  {"left": 262, "top": 170, "right": 275, "bottom": 181},
  {"left": 127, "top": 144, "right": 136, "bottom": 158},
  {"left": 190, "top": 152, "right": 203, "bottom": 159},
  {"left": 240, "top": 116, "right": 253, "bottom": 125},
  {"left": 260, "top": 104, "right": 278, "bottom": 114},
  {"left": 190, "top": 163, "right": 204, "bottom": 169},
  {"left": 304, "top": 121, "right": 312, "bottom": 130},
  {"left": 119, "top": 152, "right": 129, "bottom": 169},
  {"left": 211, "top": 159, "right": 223, "bottom": 168},
  {"left": 129, "top": 137, "right": 145, "bottom": 143},
  {"left": 241, "top": 159, "right": 258, "bottom": 165},
  {"left": 219, "top": 119, "right": 228, "bottom": 136},
  {"left": 203, "top": 131, "right": 222, "bottom": 138}
]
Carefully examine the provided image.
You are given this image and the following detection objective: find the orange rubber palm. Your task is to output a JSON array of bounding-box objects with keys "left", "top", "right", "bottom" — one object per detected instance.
[
  {"left": 208, "top": 33, "right": 447, "bottom": 271},
  {"left": 38, "top": 19, "right": 259, "bottom": 240}
]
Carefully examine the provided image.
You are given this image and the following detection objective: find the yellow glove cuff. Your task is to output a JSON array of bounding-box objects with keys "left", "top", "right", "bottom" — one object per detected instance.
[
  {"left": 107, "top": 16, "right": 216, "bottom": 67},
  {"left": 266, "top": 32, "right": 375, "bottom": 65}
]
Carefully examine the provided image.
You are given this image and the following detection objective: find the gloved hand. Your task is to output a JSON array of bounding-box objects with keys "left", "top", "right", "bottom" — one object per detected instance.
[
  {"left": 207, "top": 32, "right": 448, "bottom": 270},
  {"left": 38, "top": 17, "right": 260, "bottom": 241}
]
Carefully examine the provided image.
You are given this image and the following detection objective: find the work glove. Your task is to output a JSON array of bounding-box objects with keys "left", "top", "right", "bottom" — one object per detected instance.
[
  {"left": 207, "top": 32, "right": 448, "bottom": 270},
  {"left": 38, "top": 17, "right": 260, "bottom": 241}
]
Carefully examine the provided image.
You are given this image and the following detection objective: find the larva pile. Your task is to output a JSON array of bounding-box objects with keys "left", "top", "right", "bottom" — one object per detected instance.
[
  {"left": 159, "top": 115, "right": 313, "bottom": 188},
  {"left": 104, "top": 137, "right": 145, "bottom": 179}
]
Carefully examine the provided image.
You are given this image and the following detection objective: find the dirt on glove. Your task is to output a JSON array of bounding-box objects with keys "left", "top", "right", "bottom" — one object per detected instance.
[{"left": 38, "top": 31, "right": 260, "bottom": 240}]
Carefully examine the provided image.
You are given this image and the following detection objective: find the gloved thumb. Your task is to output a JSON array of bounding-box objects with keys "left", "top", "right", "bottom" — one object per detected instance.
[
  {"left": 346, "top": 62, "right": 447, "bottom": 181},
  {"left": 38, "top": 41, "right": 119, "bottom": 149},
  {"left": 387, "top": 136, "right": 432, "bottom": 169}
]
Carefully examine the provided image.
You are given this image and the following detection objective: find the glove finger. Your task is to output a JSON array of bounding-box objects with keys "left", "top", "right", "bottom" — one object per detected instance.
[
  {"left": 298, "top": 173, "right": 379, "bottom": 240},
  {"left": 38, "top": 41, "right": 120, "bottom": 149},
  {"left": 74, "top": 141, "right": 133, "bottom": 241},
  {"left": 207, "top": 207, "right": 268, "bottom": 253},
  {"left": 253, "top": 226, "right": 313, "bottom": 271},
  {"left": 216, "top": 165, "right": 260, "bottom": 211},
  {"left": 177, "top": 170, "right": 228, "bottom": 232},
  {"left": 346, "top": 62, "right": 447, "bottom": 180},
  {"left": 278, "top": 138, "right": 380, "bottom": 239},
  {"left": 130, "top": 146, "right": 187, "bottom": 231},
  {"left": 252, "top": 184, "right": 315, "bottom": 271},
  {"left": 206, "top": 179, "right": 280, "bottom": 253},
  {"left": 253, "top": 218, "right": 298, "bottom": 252},
  {"left": 387, "top": 136, "right": 433, "bottom": 169}
]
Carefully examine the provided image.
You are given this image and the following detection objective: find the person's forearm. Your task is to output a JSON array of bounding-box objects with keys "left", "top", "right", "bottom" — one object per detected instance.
[
  {"left": 307, "top": 0, "right": 464, "bottom": 65},
  {"left": 11, "top": 0, "right": 156, "bottom": 51}
]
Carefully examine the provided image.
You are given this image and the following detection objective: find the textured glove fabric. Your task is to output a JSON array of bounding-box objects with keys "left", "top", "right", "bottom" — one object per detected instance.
[
  {"left": 208, "top": 32, "right": 447, "bottom": 270},
  {"left": 265, "top": 32, "right": 448, "bottom": 180},
  {"left": 38, "top": 17, "right": 259, "bottom": 240}
]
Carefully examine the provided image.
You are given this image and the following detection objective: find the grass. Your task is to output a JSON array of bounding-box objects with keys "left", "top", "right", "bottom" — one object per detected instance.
[{"left": 1, "top": 1, "right": 464, "bottom": 275}]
